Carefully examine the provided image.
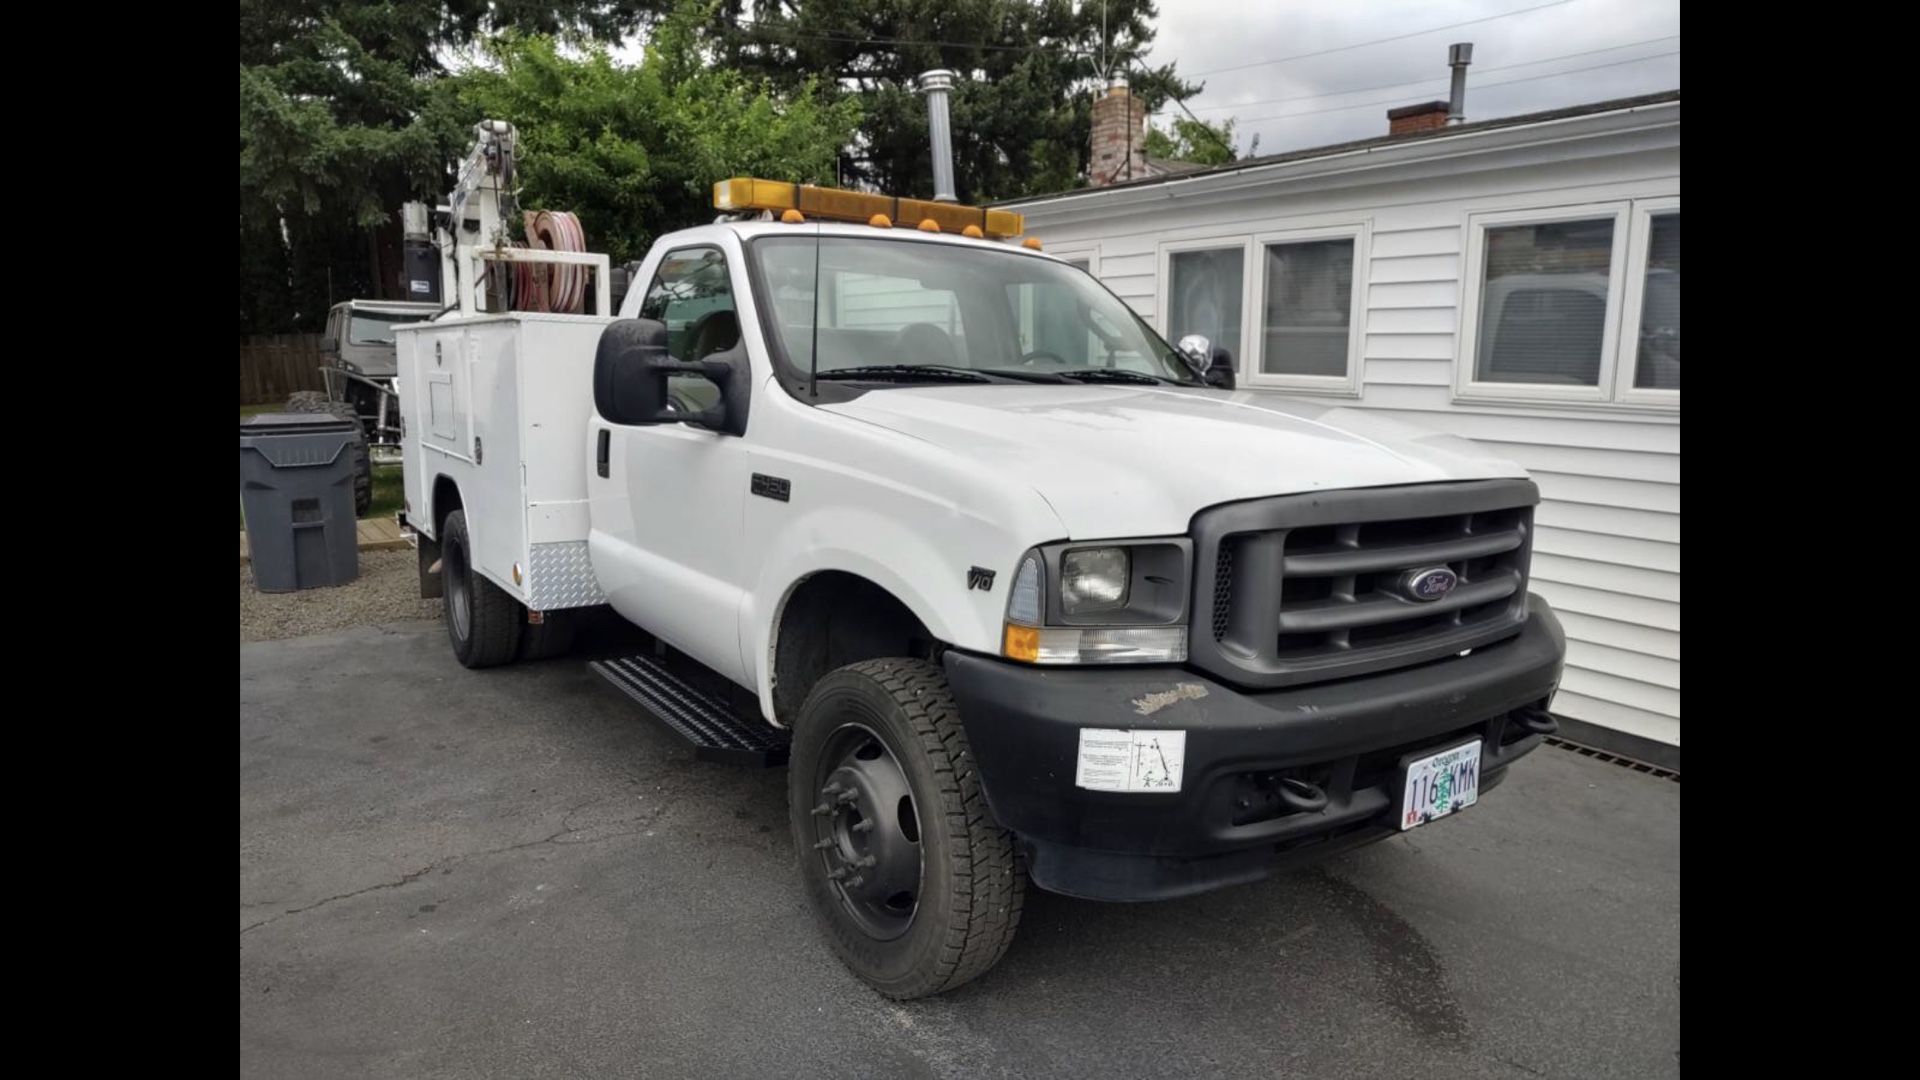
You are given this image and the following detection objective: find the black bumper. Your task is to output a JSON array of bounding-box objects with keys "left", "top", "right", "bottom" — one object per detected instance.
[{"left": 942, "top": 595, "right": 1566, "bottom": 902}]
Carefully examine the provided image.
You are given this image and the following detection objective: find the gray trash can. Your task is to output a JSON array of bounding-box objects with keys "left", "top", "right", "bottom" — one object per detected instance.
[{"left": 240, "top": 413, "right": 361, "bottom": 592}]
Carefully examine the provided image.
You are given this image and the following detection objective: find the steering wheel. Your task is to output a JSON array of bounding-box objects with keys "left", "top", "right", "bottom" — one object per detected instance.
[{"left": 1019, "top": 349, "right": 1068, "bottom": 368}]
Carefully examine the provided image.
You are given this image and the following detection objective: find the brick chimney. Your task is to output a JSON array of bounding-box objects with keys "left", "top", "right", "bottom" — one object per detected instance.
[
  {"left": 1387, "top": 101, "right": 1451, "bottom": 136},
  {"left": 1090, "top": 78, "right": 1148, "bottom": 186}
]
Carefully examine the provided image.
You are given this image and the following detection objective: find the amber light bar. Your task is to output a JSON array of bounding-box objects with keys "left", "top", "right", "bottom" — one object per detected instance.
[{"left": 713, "top": 178, "right": 1024, "bottom": 239}]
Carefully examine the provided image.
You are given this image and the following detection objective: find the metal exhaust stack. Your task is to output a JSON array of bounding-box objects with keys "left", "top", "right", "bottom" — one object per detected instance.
[
  {"left": 1447, "top": 43, "right": 1473, "bottom": 125},
  {"left": 917, "top": 69, "right": 958, "bottom": 202}
]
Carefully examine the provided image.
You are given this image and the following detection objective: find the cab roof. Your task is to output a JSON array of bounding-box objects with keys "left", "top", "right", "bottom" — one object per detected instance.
[{"left": 686, "top": 218, "right": 1064, "bottom": 261}]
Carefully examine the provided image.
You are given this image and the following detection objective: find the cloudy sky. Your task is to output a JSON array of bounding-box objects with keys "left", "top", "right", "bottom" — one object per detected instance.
[
  {"left": 603, "top": 1, "right": 1679, "bottom": 160},
  {"left": 1141, "top": 0, "right": 1680, "bottom": 156}
]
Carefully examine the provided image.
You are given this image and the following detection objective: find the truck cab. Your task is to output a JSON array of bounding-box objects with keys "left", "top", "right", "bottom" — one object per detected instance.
[
  {"left": 321, "top": 299, "right": 443, "bottom": 380},
  {"left": 398, "top": 157, "right": 1566, "bottom": 1001}
]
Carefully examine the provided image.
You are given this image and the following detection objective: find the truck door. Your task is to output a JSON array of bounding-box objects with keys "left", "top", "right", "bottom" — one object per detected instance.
[{"left": 587, "top": 243, "right": 752, "bottom": 684}]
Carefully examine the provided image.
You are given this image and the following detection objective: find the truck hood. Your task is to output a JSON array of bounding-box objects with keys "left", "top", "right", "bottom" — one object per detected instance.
[{"left": 825, "top": 384, "right": 1529, "bottom": 538}]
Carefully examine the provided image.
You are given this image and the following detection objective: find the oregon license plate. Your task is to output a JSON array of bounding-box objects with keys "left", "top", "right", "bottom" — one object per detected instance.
[{"left": 1399, "top": 740, "right": 1482, "bottom": 831}]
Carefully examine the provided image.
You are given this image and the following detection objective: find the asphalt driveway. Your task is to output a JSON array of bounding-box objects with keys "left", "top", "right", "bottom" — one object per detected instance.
[{"left": 239, "top": 622, "right": 1680, "bottom": 1080}]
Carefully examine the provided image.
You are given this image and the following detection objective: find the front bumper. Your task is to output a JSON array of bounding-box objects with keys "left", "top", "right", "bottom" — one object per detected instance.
[{"left": 942, "top": 594, "right": 1566, "bottom": 902}]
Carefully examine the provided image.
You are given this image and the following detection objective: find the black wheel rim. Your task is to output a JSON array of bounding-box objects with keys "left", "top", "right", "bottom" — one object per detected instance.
[
  {"left": 809, "top": 721, "right": 922, "bottom": 941},
  {"left": 445, "top": 537, "right": 471, "bottom": 641}
]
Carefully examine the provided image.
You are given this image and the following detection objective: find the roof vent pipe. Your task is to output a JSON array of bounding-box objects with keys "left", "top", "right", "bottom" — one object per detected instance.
[
  {"left": 1447, "top": 43, "right": 1473, "bottom": 125},
  {"left": 918, "top": 69, "right": 959, "bottom": 202}
]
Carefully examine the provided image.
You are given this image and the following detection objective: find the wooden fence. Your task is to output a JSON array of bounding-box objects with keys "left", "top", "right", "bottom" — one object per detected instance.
[{"left": 239, "top": 333, "right": 326, "bottom": 405}]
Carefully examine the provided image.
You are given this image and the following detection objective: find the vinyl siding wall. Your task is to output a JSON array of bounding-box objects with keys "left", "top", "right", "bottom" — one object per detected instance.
[{"left": 1016, "top": 119, "right": 1680, "bottom": 749}]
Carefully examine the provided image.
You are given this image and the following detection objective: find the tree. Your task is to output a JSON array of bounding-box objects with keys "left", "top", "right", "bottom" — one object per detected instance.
[
  {"left": 702, "top": 1, "right": 1199, "bottom": 202},
  {"left": 239, "top": 1, "right": 661, "bottom": 334},
  {"left": 1142, "top": 115, "right": 1239, "bottom": 167},
  {"left": 440, "top": 25, "right": 860, "bottom": 267}
]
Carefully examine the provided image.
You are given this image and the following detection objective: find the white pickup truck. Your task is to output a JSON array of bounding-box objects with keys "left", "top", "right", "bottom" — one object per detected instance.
[{"left": 397, "top": 166, "right": 1566, "bottom": 999}]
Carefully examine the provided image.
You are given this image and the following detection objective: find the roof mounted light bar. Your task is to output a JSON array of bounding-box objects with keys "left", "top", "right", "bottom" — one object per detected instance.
[{"left": 712, "top": 178, "right": 1024, "bottom": 239}]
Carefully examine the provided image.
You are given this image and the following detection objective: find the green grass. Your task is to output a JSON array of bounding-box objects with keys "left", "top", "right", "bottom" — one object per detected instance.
[
  {"left": 367, "top": 464, "right": 403, "bottom": 519},
  {"left": 239, "top": 401, "right": 283, "bottom": 419},
  {"left": 241, "top": 405, "right": 401, "bottom": 526}
]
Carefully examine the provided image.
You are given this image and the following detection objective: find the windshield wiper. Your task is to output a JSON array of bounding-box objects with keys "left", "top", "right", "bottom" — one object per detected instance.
[
  {"left": 814, "top": 364, "right": 992, "bottom": 384},
  {"left": 1056, "top": 368, "right": 1183, "bottom": 386}
]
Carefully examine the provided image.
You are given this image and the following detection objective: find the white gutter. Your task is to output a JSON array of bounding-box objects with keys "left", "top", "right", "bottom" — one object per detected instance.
[{"left": 1011, "top": 99, "right": 1679, "bottom": 220}]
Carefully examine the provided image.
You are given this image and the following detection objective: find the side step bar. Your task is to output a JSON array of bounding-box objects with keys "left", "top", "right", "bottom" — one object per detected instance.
[{"left": 589, "top": 654, "right": 791, "bottom": 767}]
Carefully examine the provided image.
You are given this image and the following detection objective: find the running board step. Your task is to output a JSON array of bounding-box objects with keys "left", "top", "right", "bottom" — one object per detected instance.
[{"left": 590, "top": 654, "right": 790, "bottom": 767}]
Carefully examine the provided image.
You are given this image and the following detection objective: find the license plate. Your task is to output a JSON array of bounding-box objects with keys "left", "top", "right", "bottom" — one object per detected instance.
[{"left": 1398, "top": 740, "right": 1482, "bottom": 831}]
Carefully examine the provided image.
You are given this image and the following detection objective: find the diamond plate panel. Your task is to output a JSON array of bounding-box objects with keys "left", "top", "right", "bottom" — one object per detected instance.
[{"left": 527, "top": 541, "right": 608, "bottom": 610}]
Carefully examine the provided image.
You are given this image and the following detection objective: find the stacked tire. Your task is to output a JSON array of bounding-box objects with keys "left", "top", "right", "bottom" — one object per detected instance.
[{"left": 286, "top": 390, "right": 373, "bottom": 517}]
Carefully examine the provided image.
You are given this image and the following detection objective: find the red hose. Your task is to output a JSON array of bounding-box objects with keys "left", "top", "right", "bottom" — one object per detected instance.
[{"left": 511, "top": 210, "right": 588, "bottom": 313}]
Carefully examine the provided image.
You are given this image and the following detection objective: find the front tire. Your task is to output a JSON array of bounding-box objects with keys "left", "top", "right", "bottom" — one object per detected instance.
[
  {"left": 441, "top": 510, "right": 521, "bottom": 668},
  {"left": 789, "top": 658, "right": 1024, "bottom": 999}
]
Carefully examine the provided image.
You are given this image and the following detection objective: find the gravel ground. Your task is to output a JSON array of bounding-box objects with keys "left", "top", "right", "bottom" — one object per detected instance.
[{"left": 240, "top": 549, "right": 440, "bottom": 642}]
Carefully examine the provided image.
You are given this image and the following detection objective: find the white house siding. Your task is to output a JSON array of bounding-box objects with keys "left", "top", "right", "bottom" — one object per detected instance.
[{"left": 1012, "top": 101, "right": 1680, "bottom": 754}]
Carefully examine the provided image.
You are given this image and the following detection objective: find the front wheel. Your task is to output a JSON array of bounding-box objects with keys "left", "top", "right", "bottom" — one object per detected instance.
[{"left": 788, "top": 658, "right": 1025, "bottom": 999}]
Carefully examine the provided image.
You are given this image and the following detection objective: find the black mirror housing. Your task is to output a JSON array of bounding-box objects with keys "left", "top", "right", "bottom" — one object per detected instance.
[{"left": 593, "top": 318, "right": 750, "bottom": 435}]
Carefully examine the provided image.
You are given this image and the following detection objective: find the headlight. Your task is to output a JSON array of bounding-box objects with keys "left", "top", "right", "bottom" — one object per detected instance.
[
  {"left": 1002, "top": 539, "right": 1191, "bottom": 665},
  {"left": 1061, "top": 547, "right": 1129, "bottom": 614}
]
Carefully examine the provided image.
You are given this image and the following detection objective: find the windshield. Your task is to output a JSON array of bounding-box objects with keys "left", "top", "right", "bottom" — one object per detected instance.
[
  {"left": 347, "top": 310, "right": 420, "bottom": 345},
  {"left": 748, "top": 236, "right": 1200, "bottom": 385}
]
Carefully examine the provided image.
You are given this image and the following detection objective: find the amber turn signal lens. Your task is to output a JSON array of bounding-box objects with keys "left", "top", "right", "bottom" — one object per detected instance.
[
  {"left": 1021, "top": 236, "right": 1043, "bottom": 251},
  {"left": 1002, "top": 623, "right": 1041, "bottom": 663},
  {"left": 780, "top": 208, "right": 805, "bottom": 223}
]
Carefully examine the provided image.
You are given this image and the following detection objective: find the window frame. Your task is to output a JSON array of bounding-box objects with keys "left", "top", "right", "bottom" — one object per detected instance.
[
  {"left": 1615, "top": 197, "right": 1681, "bottom": 407},
  {"left": 1045, "top": 242, "right": 1100, "bottom": 280},
  {"left": 1155, "top": 235, "right": 1254, "bottom": 377},
  {"left": 1454, "top": 201, "right": 1632, "bottom": 406},
  {"left": 1247, "top": 222, "right": 1368, "bottom": 396}
]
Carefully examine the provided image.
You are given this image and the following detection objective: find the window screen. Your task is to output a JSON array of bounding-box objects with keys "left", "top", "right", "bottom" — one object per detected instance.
[
  {"left": 1635, "top": 213, "right": 1680, "bottom": 391},
  {"left": 1168, "top": 248, "right": 1243, "bottom": 361},
  {"left": 1260, "top": 238, "right": 1354, "bottom": 377},
  {"left": 1475, "top": 218, "right": 1614, "bottom": 386}
]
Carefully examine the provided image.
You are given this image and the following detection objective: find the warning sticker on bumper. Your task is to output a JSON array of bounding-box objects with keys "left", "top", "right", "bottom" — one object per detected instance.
[{"left": 1075, "top": 728, "right": 1186, "bottom": 793}]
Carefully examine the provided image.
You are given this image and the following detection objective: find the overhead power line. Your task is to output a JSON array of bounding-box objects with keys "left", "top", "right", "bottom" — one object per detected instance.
[
  {"left": 1226, "top": 50, "right": 1679, "bottom": 125},
  {"left": 1167, "top": 34, "right": 1678, "bottom": 116},
  {"left": 1183, "top": 0, "right": 1578, "bottom": 78}
]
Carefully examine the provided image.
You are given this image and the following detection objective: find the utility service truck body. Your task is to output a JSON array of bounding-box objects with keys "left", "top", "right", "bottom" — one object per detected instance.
[{"left": 398, "top": 131, "right": 1566, "bottom": 999}]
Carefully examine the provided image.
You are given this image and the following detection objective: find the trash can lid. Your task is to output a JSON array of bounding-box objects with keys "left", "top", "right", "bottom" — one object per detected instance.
[{"left": 241, "top": 412, "right": 358, "bottom": 436}]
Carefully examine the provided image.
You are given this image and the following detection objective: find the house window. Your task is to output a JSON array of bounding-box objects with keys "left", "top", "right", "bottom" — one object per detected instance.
[
  {"left": 1259, "top": 236, "right": 1356, "bottom": 381},
  {"left": 1457, "top": 199, "right": 1677, "bottom": 407},
  {"left": 1632, "top": 212, "right": 1680, "bottom": 391},
  {"left": 1476, "top": 218, "right": 1614, "bottom": 387},
  {"left": 1167, "top": 247, "right": 1244, "bottom": 361}
]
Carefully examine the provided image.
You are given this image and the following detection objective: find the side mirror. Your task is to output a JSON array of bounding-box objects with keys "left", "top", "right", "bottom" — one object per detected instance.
[
  {"left": 1176, "top": 334, "right": 1212, "bottom": 376},
  {"left": 1203, "top": 347, "right": 1236, "bottom": 390},
  {"left": 592, "top": 318, "right": 748, "bottom": 435}
]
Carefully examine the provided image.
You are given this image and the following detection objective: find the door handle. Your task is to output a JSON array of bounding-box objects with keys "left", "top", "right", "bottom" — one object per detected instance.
[{"left": 596, "top": 428, "right": 610, "bottom": 478}]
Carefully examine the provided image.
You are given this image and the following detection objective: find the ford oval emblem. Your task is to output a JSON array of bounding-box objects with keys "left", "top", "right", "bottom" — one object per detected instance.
[{"left": 1402, "top": 567, "right": 1459, "bottom": 602}]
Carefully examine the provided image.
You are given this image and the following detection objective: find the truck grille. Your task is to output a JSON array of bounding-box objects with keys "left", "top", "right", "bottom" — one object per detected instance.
[{"left": 1190, "top": 480, "right": 1538, "bottom": 689}]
